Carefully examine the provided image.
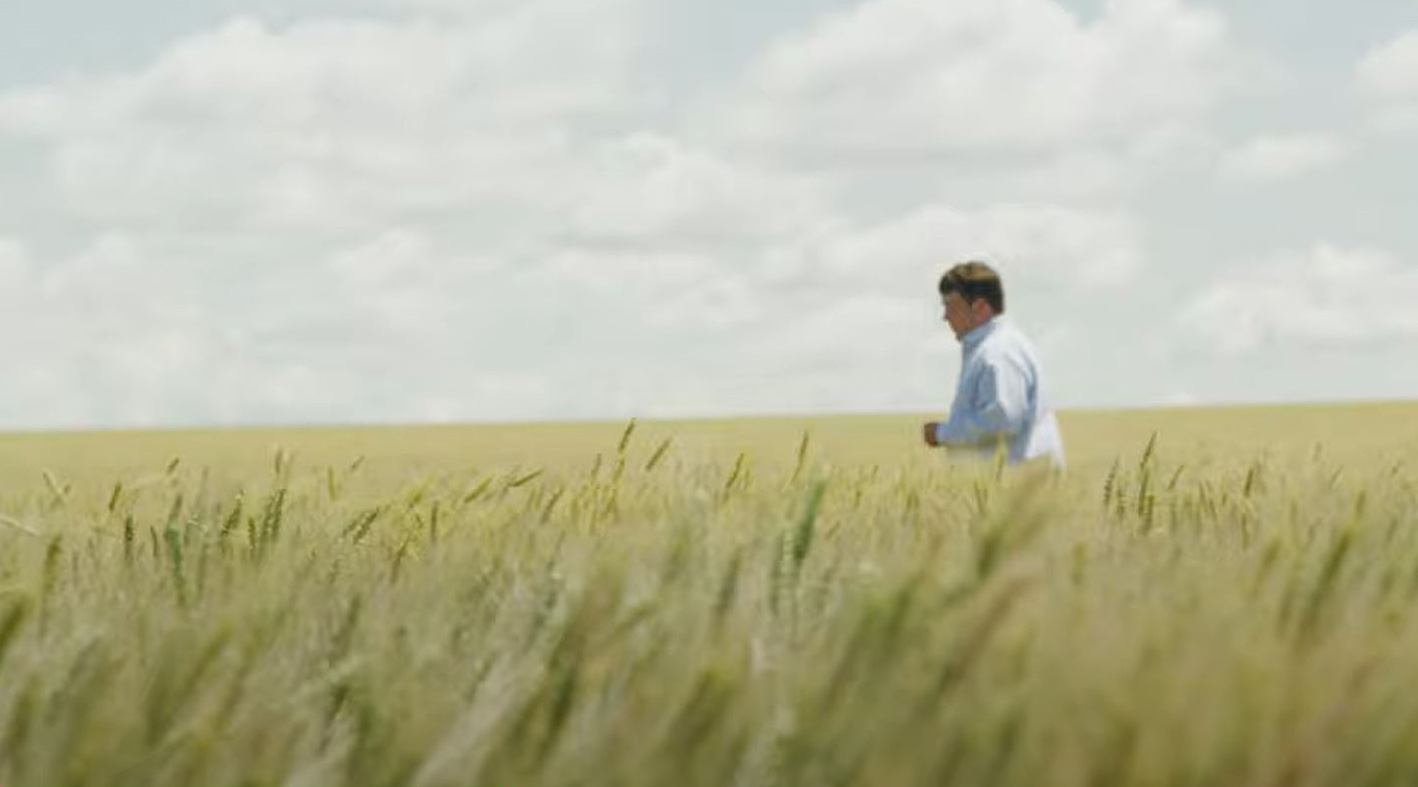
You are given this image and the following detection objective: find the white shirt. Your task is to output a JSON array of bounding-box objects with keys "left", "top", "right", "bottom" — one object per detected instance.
[{"left": 934, "top": 317, "right": 1066, "bottom": 468}]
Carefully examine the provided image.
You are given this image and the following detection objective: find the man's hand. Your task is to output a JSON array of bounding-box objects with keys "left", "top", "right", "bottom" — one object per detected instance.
[{"left": 923, "top": 422, "right": 941, "bottom": 447}]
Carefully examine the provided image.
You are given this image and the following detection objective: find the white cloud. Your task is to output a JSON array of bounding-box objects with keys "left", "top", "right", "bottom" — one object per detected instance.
[
  {"left": 953, "top": 125, "right": 1222, "bottom": 200},
  {"left": 0, "top": 234, "right": 236, "bottom": 425},
  {"left": 529, "top": 138, "right": 1141, "bottom": 416},
  {"left": 1358, "top": 30, "right": 1418, "bottom": 100},
  {"left": 808, "top": 203, "right": 1142, "bottom": 293},
  {"left": 1358, "top": 30, "right": 1418, "bottom": 133},
  {"left": 722, "top": 0, "right": 1235, "bottom": 158},
  {"left": 1176, "top": 245, "right": 1418, "bottom": 357},
  {"left": 1369, "top": 104, "right": 1418, "bottom": 133},
  {"left": 0, "top": 10, "right": 645, "bottom": 232},
  {"left": 0, "top": 229, "right": 550, "bottom": 427},
  {"left": 0, "top": 237, "right": 29, "bottom": 288},
  {"left": 622, "top": 202, "right": 1139, "bottom": 415},
  {"left": 567, "top": 133, "right": 830, "bottom": 247},
  {"left": 0, "top": 1, "right": 1242, "bottom": 427},
  {"left": 0, "top": 191, "right": 1137, "bottom": 428},
  {"left": 1219, "top": 132, "right": 1347, "bottom": 183}
]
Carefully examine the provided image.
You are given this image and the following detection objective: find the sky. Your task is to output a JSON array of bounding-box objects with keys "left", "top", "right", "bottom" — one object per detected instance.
[{"left": 1, "top": 0, "right": 1417, "bottom": 429}]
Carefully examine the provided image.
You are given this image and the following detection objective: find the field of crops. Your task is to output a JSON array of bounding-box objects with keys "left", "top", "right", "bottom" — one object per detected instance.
[{"left": 1, "top": 402, "right": 1417, "bottom": 786}]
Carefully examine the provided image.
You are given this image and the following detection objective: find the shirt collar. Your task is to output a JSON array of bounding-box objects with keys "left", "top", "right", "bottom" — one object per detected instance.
[{"left": 961, "top": 316, "right": 1003, "bottom": 352}]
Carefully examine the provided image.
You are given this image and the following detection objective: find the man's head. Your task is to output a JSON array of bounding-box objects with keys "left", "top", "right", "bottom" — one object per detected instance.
[{"left": 938, "top": 261, "right": 1005, "bottom": 341}]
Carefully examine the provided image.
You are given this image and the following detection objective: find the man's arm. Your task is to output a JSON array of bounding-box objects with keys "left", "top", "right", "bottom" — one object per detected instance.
[{"left": 924, "top": 362, "right": 1030, "bottom": 448}]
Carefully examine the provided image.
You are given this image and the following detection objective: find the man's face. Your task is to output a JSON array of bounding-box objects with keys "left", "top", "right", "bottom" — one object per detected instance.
[{"left": 941, "top": 292, "right": 981, "bottom": 341}]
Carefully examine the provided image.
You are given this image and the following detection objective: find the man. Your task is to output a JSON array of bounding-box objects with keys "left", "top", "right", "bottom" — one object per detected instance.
[{"left": 922, "top": 261, "right": 1066, "bottom": 468}]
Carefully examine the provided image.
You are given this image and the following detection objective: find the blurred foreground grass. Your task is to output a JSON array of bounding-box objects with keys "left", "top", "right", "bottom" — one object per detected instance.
[{"left": 1, "top": 403, "right": 1417, "bottom": 786}]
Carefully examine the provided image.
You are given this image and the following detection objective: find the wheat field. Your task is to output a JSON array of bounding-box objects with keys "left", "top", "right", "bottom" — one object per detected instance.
[{"left": 1, "top": 402, "right": 1417, "bottom": 786}]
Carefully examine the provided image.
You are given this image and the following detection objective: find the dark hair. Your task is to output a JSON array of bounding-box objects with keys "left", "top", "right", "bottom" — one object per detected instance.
[{"left": 938, "top": 261, "right": 1005, "bottom": 314}]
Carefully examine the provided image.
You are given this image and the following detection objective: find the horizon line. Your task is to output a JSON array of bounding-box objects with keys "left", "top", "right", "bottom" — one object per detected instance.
[{"left": 0, "top": 396, "right": 1415, "bottom": 438}]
